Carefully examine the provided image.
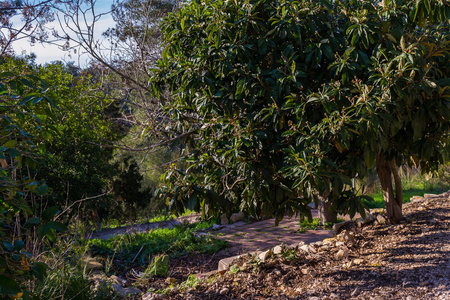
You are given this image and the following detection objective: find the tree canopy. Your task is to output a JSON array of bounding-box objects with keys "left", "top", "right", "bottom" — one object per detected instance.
[{"left": 152, "top": 0, "right": 450, "bottom": 223}]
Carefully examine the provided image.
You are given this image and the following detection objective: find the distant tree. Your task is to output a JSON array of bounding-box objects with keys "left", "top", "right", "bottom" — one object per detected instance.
[{"left": 151, "top": 0, "right": 450, "bottom": 224}]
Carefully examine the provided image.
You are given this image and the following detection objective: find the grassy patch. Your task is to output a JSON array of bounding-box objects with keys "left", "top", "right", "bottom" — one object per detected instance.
[
  {"left": 365, "top": 173, "right": 450, "bottom": 208},
  {"left": 88, "top": 221, "right": 228, "bottom": 268},
  {"left": 100, "top": 209, "right": 196, "bottom": 230},
  {"left": 298, "top": 217, "right": 345, "bottom": 232}
]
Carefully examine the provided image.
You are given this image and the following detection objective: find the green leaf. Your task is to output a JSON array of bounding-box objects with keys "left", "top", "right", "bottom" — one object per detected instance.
[
  {"left": 34, "top": 183, "right": 48, "bottom": 196},
  {"left": 187, "top": 194, "right": 197, "bottom": 211},
  {"left": 363, "top": 147, "right": 376, "bottom": 168},
  {"left": 3, "top": 140, "right": 17, "bottom": 148},
  {"left": 46, "top": 221, "right": 67, "bottom": 232},
  {"left": 2, "top": 241, "right": 15, "bottom": 251},
  {"left": 23, "top": 217, "right": 41, "bottom": 228},
  {"left": 0, "top": 275, "right": 22, "bottom": 295},
  {"left": 41, "top": 206, "right": 60, "bottom": 221},
  {"left": 14, "top": 240, "right": 25, "bottom": 251},
  {"left": 32, "top": 262, "right": 48, "bottom": 281}
]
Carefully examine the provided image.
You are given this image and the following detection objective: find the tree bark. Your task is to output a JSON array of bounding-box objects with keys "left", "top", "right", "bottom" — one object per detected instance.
[
  {"left": 318, "top": 193, "right": 337, "bottom": 225},
  {"left": 92, "top": 209, "right": 101, "bottom": 230},
  {"left": 376, "top": 153, "right": 403, "bottom": 223},
  {"left": 389, "top": 158, "right": 403, "bottom": 210}
]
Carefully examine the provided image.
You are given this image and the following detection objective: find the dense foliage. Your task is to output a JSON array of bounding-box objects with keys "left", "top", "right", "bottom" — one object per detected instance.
[
  {"left": 152, "top": 0, "right": 450, "bottom": 223},
  {"left": 0, "top": 65, "right": 66, "bottom": 297}
]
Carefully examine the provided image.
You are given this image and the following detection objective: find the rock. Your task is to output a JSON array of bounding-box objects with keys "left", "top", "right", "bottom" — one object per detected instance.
[
  {"left": 111, "top": 283, "right": 142, "bottom": 297},
  {"left": 335, "top": 241, "right": 345, "bottom": 247},
  {"left": 332, "top": 220, "right": 352, "bottom": 234},
  {"left": 110, "top": 275, "right": 128, "bottom": 287},
  {"left": 311, "top": 241, "right": 323, "bottom": 247},
  {"left": 370, "top": 208, "right": 386, "bottom": 214},
  {"left": 166, "top": 277, "right": 177, "bottom": 285},
  {"left": 301, "top": 268, "right": 309, "bottom": 275},
  {"left": 353, "top": 258, "right": 364, "bottom": 265},
  {"left": 272, "top": 269, "right": 282, "bottom": 277},
  {"left": 410, "top": 195, "right": 424, "bottom": 202},
  {"left": 424, "top": 193, "right": 439, "bottom": 198},
  {"left": 335, "top": 248, "right": 348, "bottom": 260},
  {"left": 142, "top": 293, "right": 164, "bottom": 300},
  {"left": 83, "top": 257, "right": 103, "bottom": 271},
  {"left": 219, "top": 288, "right": 229, "bottom": 295},
  {"left": 356, "top": 213, "right": 375, "bottom": 227},
  {"left": 299, "top": 244, "right": 316, "bottom": 254},
  {"left": 258, "top": 249, "right": 272, "bottom": 262},
  {"left": 376, "top": 214, "right": 387, "bottom": 225},
  {"left": 322, "top": 237, "right": 336, "bottom": 244},
  {"left": 220, "top": 213, "right": 229, "bottom": 225},
  {"left": 337, "top": 230, "right": 355, "bottom": 243},
  {"left": 273, "top": 245, "right": 283, "bottom": 255},
  {"left": 230, "top": 212, "right": 244, "bottom": 223}
]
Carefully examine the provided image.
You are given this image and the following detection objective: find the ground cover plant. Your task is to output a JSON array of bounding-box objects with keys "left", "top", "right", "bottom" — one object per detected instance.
[{"left": 88, "top": 221, "right": 228, "bottom": 274}]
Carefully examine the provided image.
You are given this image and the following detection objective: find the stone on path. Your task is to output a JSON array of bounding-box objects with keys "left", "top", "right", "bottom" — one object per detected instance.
[
  {"left": 220, "top": 213, "right": 229, "bottom": 225},
  {"left": 258, "top": 249, "right": 272, "bottom": 262},
  {"left": 273, "top": 245, "right": 283, "bottom": 255},
  {"left": 230, "top": 212, "right": 244, "bottom": 223},
  {"left": 332, "top": 220, "right": 352, "bottom": 234}
]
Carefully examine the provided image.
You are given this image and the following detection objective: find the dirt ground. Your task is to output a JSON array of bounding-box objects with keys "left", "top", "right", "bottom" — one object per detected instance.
[{"left": 155, "top": 192, "right": 450, "bottom": 300}]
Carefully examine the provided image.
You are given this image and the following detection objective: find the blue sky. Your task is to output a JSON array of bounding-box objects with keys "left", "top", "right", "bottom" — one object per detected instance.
[{"left": 11, "top": 1, "right": 116, "bottom": 66}]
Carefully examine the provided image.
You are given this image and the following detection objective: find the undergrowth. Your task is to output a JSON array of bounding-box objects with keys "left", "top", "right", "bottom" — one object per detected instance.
[{"left": 88, "top": 221, "right": 227, "bottom": 269}]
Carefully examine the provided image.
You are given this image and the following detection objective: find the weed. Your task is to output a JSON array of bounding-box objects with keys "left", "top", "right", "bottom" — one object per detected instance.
[
  {"left": 281, "top": 247, "right": 299, "bottom": 261},
  {"left": 247, "top": 253, "right": 263, "bottom": 273},
  {"left": 34, "top": 238, "right": 116, "bottom": 300},
  {"left": 178, "top": 274, "right": 201, "bottom": 291},
  {"left": 227, "top": 264, "right": 240, "bottom": 274}
]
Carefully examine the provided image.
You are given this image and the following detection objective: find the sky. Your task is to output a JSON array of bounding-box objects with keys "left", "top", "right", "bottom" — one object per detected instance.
[{"left": 10, "top": 1, "right": 116, "bottom": 67}]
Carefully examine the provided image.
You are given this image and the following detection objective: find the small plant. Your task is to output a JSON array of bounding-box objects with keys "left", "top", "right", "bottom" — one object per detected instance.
[
  {"left": 227, "top": 264, "right": 240, "bottom": 274},
  {"left": 178, "top": 274, "right": 201, "bottom": 291},
  {"left": 148, "top": 254, "right": 170, "bottom": 277},
  {"left": 247, "top": 253, "right": 263, "bottom": 273},
  {"left": 281, "top": 247, "right": 299, "bottom": 261}
]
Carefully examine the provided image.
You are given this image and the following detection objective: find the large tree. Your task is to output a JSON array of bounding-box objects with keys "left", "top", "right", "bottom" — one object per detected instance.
[{"left": 151, "top": 0, "right": 450, "bottom": 223}]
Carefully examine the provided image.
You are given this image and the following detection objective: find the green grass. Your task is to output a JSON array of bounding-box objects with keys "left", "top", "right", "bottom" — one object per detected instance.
[
  {"left": 365, "top": 173, "right": 450, "bottom": 208},
  {"left": 88, "top": 220, "right": 228, "bottom": 268},
  {"left": 100, "top": 209, "right": 196, "bottom": 230},
  {"left": 298, "top": 217, "right": 345, "bottom": 232}
]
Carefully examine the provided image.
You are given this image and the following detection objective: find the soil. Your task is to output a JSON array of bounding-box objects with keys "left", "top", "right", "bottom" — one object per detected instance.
[{"left": 144, "top": 192, "right": 450, "bottom": 299}]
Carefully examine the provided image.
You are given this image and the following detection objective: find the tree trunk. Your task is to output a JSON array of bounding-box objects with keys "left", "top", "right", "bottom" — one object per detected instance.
[
  {"left": 376, "top": 153, "right": 403, "bottom": 223},
  {"left": 318, "top": 193, "right": 337, "bottom": 225},
  {"left": 92, "top": 209, "right": 101, "bottom": 230},
  {"left": 389, "top": 158, "right": 403, "bottom": 210}
]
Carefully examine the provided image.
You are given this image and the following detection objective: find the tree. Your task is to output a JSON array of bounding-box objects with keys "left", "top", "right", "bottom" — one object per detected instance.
[
  {"left": 0, "top": 0, "right": 68, "bottom": 56},
  {"left": 151, "top": 0, "right": 450, "bottom": 223},
  {"left": 0, "top": 63, "right": 67, "bottom": 298}
]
